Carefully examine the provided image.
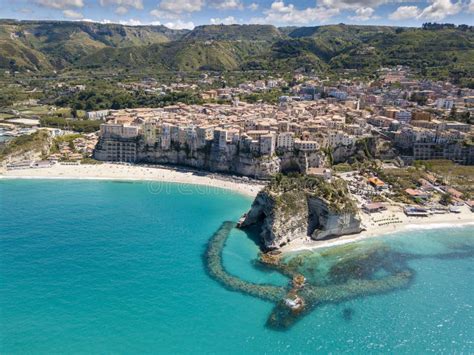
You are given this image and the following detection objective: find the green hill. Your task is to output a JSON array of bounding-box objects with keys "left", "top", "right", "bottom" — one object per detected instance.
[
  {"left": 182, "top": 24, "right": 284, "bottom": 42},
  {"left": 77, "top": 39, "right": 270, "bottom": 71},
  {"left": 0, "top": 21, "right": 472, "bottom": 84},
  {"left": 0, "top": 20, "right": 188, "bottom": 70}
]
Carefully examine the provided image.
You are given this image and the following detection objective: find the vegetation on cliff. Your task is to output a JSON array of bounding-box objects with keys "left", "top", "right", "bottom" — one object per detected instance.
[
  {"left": 0, "top": 129, "right": 51, "bottom": 161},
  {"left": 266, "top": 173, "right": 358, "bottom": 214}
]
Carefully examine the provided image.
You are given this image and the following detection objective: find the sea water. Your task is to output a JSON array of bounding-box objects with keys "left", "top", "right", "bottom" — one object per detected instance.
[{"left": 1, "top": 179, "right": 473, "bottom": 353}]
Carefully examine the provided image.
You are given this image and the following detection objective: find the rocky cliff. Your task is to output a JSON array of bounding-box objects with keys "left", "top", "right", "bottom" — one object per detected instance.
[
  {"left": 135, "top": 140, "right": 324, "bottom": 179},
  {"left": 239, "top": 174, "right": 363, "bottom": 250},
  {"left": 0, "top": 130, "right": 52, "bottom": 164}
]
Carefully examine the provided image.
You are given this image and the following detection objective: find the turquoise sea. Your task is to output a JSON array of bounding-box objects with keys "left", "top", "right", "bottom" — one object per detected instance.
[{"left": 1, "top": 179, "right": 473, "bottom": 353}]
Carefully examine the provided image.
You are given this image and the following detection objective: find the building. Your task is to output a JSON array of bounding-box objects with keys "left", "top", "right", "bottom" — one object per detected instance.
[
  {"left": 307, "top": 168, "right": 332, "bottom": 181},
  {"left": 294, "top": 139, "right": 319, "bottom": 152},
  {"left": 260, "top": 133, "right": 276, "bottom": 155},
  {"left": 368, "top": 177, "right": 386, "bottom": 190},
  {"left": 94, "top": 124, "right": 139, "bottom": 162},
  {"left": 86, "top": 110, "right": 109, "bottom": 120},
  {"left": 362, "top": 203, "right": 387, "bottom": 214},
  {"left": 276, "top": 132, "right": 295, "bottom": 151}
]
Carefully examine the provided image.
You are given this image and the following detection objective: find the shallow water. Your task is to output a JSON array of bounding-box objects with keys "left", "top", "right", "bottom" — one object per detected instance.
[{"left": 1, "top": 180, "right": 473, "bottom": 353}]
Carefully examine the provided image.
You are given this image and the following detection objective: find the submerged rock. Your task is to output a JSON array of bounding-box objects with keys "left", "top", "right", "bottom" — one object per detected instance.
[{"left": 342, "top": 308, "right": 354, "bottom": 321}]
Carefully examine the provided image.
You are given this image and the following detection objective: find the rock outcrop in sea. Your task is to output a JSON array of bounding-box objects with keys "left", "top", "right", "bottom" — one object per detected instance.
[{"left": 238, "top": 174, "right": 363, "bottom": 250}]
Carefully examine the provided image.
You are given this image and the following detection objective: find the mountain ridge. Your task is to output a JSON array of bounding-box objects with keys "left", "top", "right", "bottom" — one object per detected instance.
[{"left": 1, "top": 21, "right": 473, "bottom": 85}]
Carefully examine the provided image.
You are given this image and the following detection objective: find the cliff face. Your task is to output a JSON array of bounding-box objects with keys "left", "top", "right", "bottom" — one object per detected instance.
[
  {"left": 94, "top": 133, "right": 326, "bottom": 179},
  {"left": 239, "top": 175, "right": 362, "bottom": 250},
  {"left": 332, "top": 137, "right": 376, "bottom": 164},
  {"left": 307, "top": 197, "right": 363, "bottom": 240},
  {"left": 138, "top": 147, "right": 281, "bottom": 178},
  {"left": 240, "top": 190, "right": 309, "bottom": 248},
  {"left": 134, "top": 141, "right": 324, "bottom": 179},
  {"left": 0, "top": 130, "right": 52, "bottom": 163}
]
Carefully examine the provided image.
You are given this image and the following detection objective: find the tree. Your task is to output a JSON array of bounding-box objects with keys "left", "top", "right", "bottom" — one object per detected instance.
[
  {"left": 439, "top": 193, "right": 452, "bottom": 206},
  {"left": 449, "top": 105, "right": 457, "bottom": 120}
]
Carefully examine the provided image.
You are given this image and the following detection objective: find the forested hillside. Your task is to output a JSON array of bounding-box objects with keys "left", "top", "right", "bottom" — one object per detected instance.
[{"left": 1, "top": 20, "right": 472, "bottom": 85}]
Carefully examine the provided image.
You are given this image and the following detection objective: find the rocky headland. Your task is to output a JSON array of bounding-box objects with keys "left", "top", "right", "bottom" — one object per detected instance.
[{"left": 238, "top": 174, "right": 363, "bottom": 250}]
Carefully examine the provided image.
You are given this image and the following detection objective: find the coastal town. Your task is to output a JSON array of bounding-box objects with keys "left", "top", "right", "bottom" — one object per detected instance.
[
  {"left": 1, "top": 67, "right": 474, "bottom": 251},
  {"left": 92, "top": 68, "right": 473, "bottom": 170},
  {"left": 1, "top": 16, "right": 474, "bottom": 352}
]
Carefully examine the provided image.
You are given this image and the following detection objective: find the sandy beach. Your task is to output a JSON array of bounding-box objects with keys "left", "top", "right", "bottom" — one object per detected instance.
[
  {"left": 0, "top": 163, "right": 265, "bottom": 197},
  {"left": 281, "top": 204, "right": 474, "bottom": 253},
  {"left": 2, "top": 162, "right": 473, "bottom": 253}
]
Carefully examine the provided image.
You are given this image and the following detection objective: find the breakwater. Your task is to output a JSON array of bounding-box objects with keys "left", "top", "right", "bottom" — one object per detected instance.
[
  {"left": 205, "top": 223, "right": 474, "bottom": 330},
  {"left": 204, "top": 221, "right": 288, "bottom": 302},
  {"left": 204, "top": 222, "right": 418, "bottom": 329}
]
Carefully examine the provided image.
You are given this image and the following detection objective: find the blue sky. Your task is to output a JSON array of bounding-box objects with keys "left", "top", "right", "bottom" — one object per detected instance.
[{"left": 1, "top": 0, "right": 473, "bottom": 29}]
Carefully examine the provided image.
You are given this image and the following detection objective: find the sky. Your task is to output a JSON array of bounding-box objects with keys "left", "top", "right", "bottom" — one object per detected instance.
[{"left": 1, "top": 0, "right": 473, "bottom": 29}]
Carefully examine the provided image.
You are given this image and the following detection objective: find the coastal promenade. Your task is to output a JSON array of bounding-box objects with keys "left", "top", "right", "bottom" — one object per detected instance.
[{"left": 0, "top": 163, "right": 265, "bottom": 197}]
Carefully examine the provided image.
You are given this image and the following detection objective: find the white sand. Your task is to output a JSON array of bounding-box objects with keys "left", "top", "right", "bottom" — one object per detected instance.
[
  {"left": 0, "top": 163, "right": 265, "bottom": 197},
  {"left": 281, "top": 204, "right": 474, "bottom": 253}
]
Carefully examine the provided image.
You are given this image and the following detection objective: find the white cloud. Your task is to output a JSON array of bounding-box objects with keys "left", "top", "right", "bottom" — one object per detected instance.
[
  {"left": 253, "top": 1, "right": 339, "bottom": 25},
  {"left": 35, "top": 0, "right": 84, "bottom": 9},
  {"left": 158, "top": 0, "right": 204, "bottom": 14},
  {"left": 115, "top": 6, "right": 129, "bottom": 15},
  {"left": 150, "top": 0, "right": 203, "bottom": 21},
  {"left": 99, "top": 0, "right": 144, "bottom": 10},
  {"left": 150, "top": 9, "right": 181, "bottom": 19},
  {"left": 349, "top": 7, "right": 376, "bottom": 20},
  {"left": 468, "top": 0, "right": 474, "bottom": 12},
  {"left": 118, "top": 18, "right": 144, "bottom": 25},
  {"left": 63, "top": 9, "right": 83, "bottom": 18},
  {"left": 248, "top": 2, "right": 259, "bottom": 11},
  {"left": 81, "top": 18, "right": 165, "bottom": 26},
  {"left": 82, "top": 18, "right": 120, "bottom": 24},
  {"left": 18, "top": 8, "right": 33, "bottom": 14},
  {"left": 389, "top": 5, "right": 421, "bottom": 20},
  {"left": 418, "top": 0, "right": 461, "bottom": 20},
  {"left": 208, "top": 0, "right": 244, "bottom": 10},
  {"left": 319, "top": 0, "right": 388, "bottom": 11},
  {"left": 389, "top": 0, "right": 461, "bottom": 21},
  {"left": 210, "top": 16, "right": 238, "bottom": 24},
  {"left": 99, "top": 0, "right": 143, "bottom": 16},
  {"left": 164, "top": 20, "right": 195, "bottom": 29}
]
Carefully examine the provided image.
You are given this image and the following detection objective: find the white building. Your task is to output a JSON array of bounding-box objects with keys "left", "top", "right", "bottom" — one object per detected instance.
[
  {"left": 436, "top": 98, "right": 455, "bottom": 110},
  {"left": 294, "top": 139, "right": 319, "bottom": 152},
  {"left": 277, "top": 132, "right": 295, "bottom": 151},
  {"left": 100, "top": 124, "right": 138, "bottom": 138},
  {"left": 86, "top": 110, "right": 109, "bottom": 120},
  {"left": 327, "top": 131, "right": 356, "bottom": 148}
]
